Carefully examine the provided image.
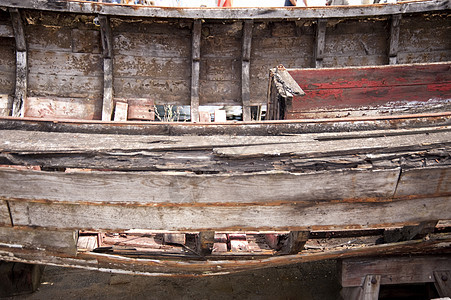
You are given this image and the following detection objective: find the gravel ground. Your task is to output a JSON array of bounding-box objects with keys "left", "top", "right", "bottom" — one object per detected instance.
[{"left": 13, "top": 260, "right": 341, "bottom": 300}]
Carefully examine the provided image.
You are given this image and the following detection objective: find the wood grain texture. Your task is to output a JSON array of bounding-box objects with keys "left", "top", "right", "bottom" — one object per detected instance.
[
  {"left": 7, "top": 196, "right": 450, "bottom": 231},
  {"left": 287, "top": 62, "right": 451, "bottom": 115},
  {"left": 23, "top": 97, "right": 102, "bottom": 120},
  {"left": 340, "top": 255, "right": 451, "bottom": 287},
  {"left": 3, "top": 0, "right": 450, "bottom": 20},
  {"left": 0, "top": 200, "right": 12, "bottom": 226},
  {"left": 388, "top": 14, "right": 401, "bottom": 64},
  {"left": 0, "top": 226, "right": 77, "bottom": 255},
  {"left": 190, "top": 20, "right": 201, "bottom": 122},
  {"left": 395, "top": 166, "right": 450, "bottom": 197},
  {"left": 0, "top": 167, "right": 399, "bottom": 205}
]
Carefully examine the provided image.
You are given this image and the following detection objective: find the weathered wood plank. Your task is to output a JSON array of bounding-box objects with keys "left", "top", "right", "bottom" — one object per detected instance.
[
  {"left": 0, "top": 167, "right": 400, "bottom": 205},
  {"left": 23, "top": 97, "right": 102, "bottom": 120},
  {"left": 28, "top": 74, "right": 102, "bottom": 99},
  {"left": 12, "top": 51, "right": 26, "bottom": 117},
  {"left": 102, "top": 58, "right": 114, "bottom": 121},
  {"left": 241, "top": 20, "right": 253, "bottom": 121},
  {"left": 388, "top": 14, "right": 401, "bottom": 65},
  {"left": 314, "top": 19, "right": 327, "bottom": 68},
  {"left": 215, "top": 130, "right": 451, "bottom": 157},
  {"left": 190, "top": 20, "right": 201, "bottom": 122},
  {"left": 99, "top": 15, "right": 113, "bottom": 59},
  {"left": 0, "top": 24, "right": 14, "bottom": 38},
  {"left": 0, "top": 226, "right": 77, "bottom": 255},
  {"left": 28, "top": 51, "right": 103, "bottom": 77},
  {"left": 287, "top": 62, "right": 451, "bottom": 113},
  {"left": 340, "top": 255, "right": 451, "bottom": 287},
  {"left": 113, "top": 102, "right": 128, "bottom": 121},
  {"left": 0, "top": 95, "right": 12, "bottom": 117},
  {"left": 2, "top": 0, "right": 450, "bottom": 20},
  {"left": 395, "top": 166, "right": 450, "bottom": 197},
  {"left": 9, "top": 9, "right": 26, "bottom": 52},
  {"left": 7, "top": 196, "right": 450, "bottom": 231},
  {"left": 0, "top": 200, "right": 12, "bottom": 227}
]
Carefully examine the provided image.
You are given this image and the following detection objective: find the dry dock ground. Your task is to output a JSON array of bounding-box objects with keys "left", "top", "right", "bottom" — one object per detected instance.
[{"left": 10, "top": 260, "right": 340, "bottom": 299}]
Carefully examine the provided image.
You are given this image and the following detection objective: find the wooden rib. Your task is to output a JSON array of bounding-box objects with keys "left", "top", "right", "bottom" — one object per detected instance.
[
  {"left": 190, "top": 20, "right": 201, "bottom": 122},
  {"left": 9, "top": 8, "right": 27, "bottom": 117},
  {"left": 314, "top": 19, "right": 327, "bottom": 68},
  {"left": 99, "top": 15, "right": 114, "bottom": 121},
  {"left": 241, "top": 20, "right": 253, "bottom": 122},
  {"left": 388, "top": 14, "right": 401, "bottom": 65}
]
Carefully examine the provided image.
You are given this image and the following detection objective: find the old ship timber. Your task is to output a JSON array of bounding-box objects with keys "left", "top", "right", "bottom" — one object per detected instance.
[{"left": 0, "top": 0, "right": 450, "bottom": 281}]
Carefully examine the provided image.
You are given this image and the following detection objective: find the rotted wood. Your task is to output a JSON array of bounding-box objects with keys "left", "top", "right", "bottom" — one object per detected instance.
[
  {"left": 241, "top": 20, "right": 253, "bottom": 122},
  {"left": 0, "top": 232, "right": 450, "bottom": 277},
  {"left": 0, "top": 261, "right": 44, "bottom": 297},
  {"left": 383, "top": 220, "right": 438, "bottom": 243},
  {"left": 99, "top": 15, "right": 114, "bottom": 121},
  {"left": 281, "top": 231, "right": 309, "bottom": 254},
  {"left": 388, "top": 14, "right": 401, "bottom": 65},
  {"left": 314, "top": 19, "right": 327, "bottom": 68},
  {"left": 9, "top": 9, "right": 27, "bottom": 117},
  {"left": 190, "top": 20, "right": 201, "bottom": 122},
  {"left": 0, "top": 24, "right": 14, "bottom": 38},
  {"left": 197, "top": 231, "right": 214, "bottom": 256}
]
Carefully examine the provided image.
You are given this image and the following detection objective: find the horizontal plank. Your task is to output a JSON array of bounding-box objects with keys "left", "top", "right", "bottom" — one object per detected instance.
[
  {"left": 288, "top": 63, "right": 451, "bottom": 90},
  {"left": 23, "top": 97, "right": 102, "bottom": 120},
  {"left": 340, "top": 256, "right": 451, "bottom": 287},
  {"left": 113, "top": 78, "right": 190, "bottom": 104},
  {"left": 114, "top": 55, "right": 190, "bottom": 80},
  {"left": 0, "top": 168, "right": 399, "bottom": 204},
  {"left": 288, "top": 63, "right": 451, "bottom": 111},
  {"left": 113, "top": 33, "right": 191, "bottom": 58},
  {"left": 0, "top": 226, "right": 77, "bottom": 255},
  {"left": 8, "top": 196, "right": 450, "bottom": 231},
  {"left": 28, "top": 50, "right": 103, "bottom": 76},
  {"left": 215, "top": 130, "right": 451, "bottom": 157},
  {"left": 0, "top": 113, "right": 450, "bottom": 136},
  {"left": 3, "top": 0, "right": 449, "bottom": 20},
  {"left": 395, "top": 167, "right": 450, "bottom": 197},
  {"left": 28, "top": 74, "right": 102, "bottom": 99},
  {"left": 0, "top": 24, "right": 14, "bottom": 38},
  {"left": 0, "top": 200, "right": 11, "bottom": 226}
]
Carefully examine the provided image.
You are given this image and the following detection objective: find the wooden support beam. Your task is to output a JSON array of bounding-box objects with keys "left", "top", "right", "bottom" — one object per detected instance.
[
  {"left": 388, "top": 14, "right": 401, "bottom": 65},
  {"left": 282, "top": 231, "right": 309, "bottom": 254},
  {"left": 196, "top": 231, "right": 214, "bottom": 256},
  {"left": 99, "top": 15, "right": 114, "bottom": 121},
  {"left": 383, "top": 220, "right": 438, "bottom": 243},
  {"left": 241, "top": 20, "right": 253, "bottom": 122},
  {"left": 0, "top": 261, "right": 44, "bottom": 297},
  {"left": 314, "top": 19, "right": 327, "bottom": 68},
  {"left": 190, "top": 20, "right": 201, "bottom": 123},
  {"left": 434, "top": 271, "right": 451, "bottom": 297},
  {"left": 9, "top": 9, "right": 27, "bottom": 117}
]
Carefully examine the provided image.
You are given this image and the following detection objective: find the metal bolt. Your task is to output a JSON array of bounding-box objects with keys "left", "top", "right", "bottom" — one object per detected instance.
[
  {"left": 371, "top": 278, "right": 378, "bottom": 284},
  {"left": 442, "top": 275, "right": 448, "bottom": 282}
]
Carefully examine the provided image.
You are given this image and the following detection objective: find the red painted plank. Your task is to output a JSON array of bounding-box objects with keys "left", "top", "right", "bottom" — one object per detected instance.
[{"left": 286, "top": 63, "right": 451, "bottom": 115}]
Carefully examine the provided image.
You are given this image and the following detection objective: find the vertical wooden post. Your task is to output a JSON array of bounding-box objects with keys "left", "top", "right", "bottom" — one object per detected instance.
[
  {"left": 9, "top": 9, "right": 27, "bottom": 117},
  {"left": 314, "top": 19, "right": 327, "bottom": 68},
  {"left": 241, "top": 20, "right": 253, "bottom": 122},
  {"left": 196, "top": 231, "right": 215, "bottom": 256},
  {"left": 99, "top": 15, "right": 114, "bottom": 121},
  {"left": 190, "top": 20, "right": 201, "bottom": 122},
  {"left": 388, "top": 14, "right": 401, "bottom": 65}
]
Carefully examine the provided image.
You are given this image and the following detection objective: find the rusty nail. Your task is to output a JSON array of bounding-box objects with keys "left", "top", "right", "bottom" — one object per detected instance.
[
  {"left": 442, "top": 275, "right": 448, "bottom": 282},
  {"left": 371, "top": 278, "right": 378, "bottom": 284}
]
